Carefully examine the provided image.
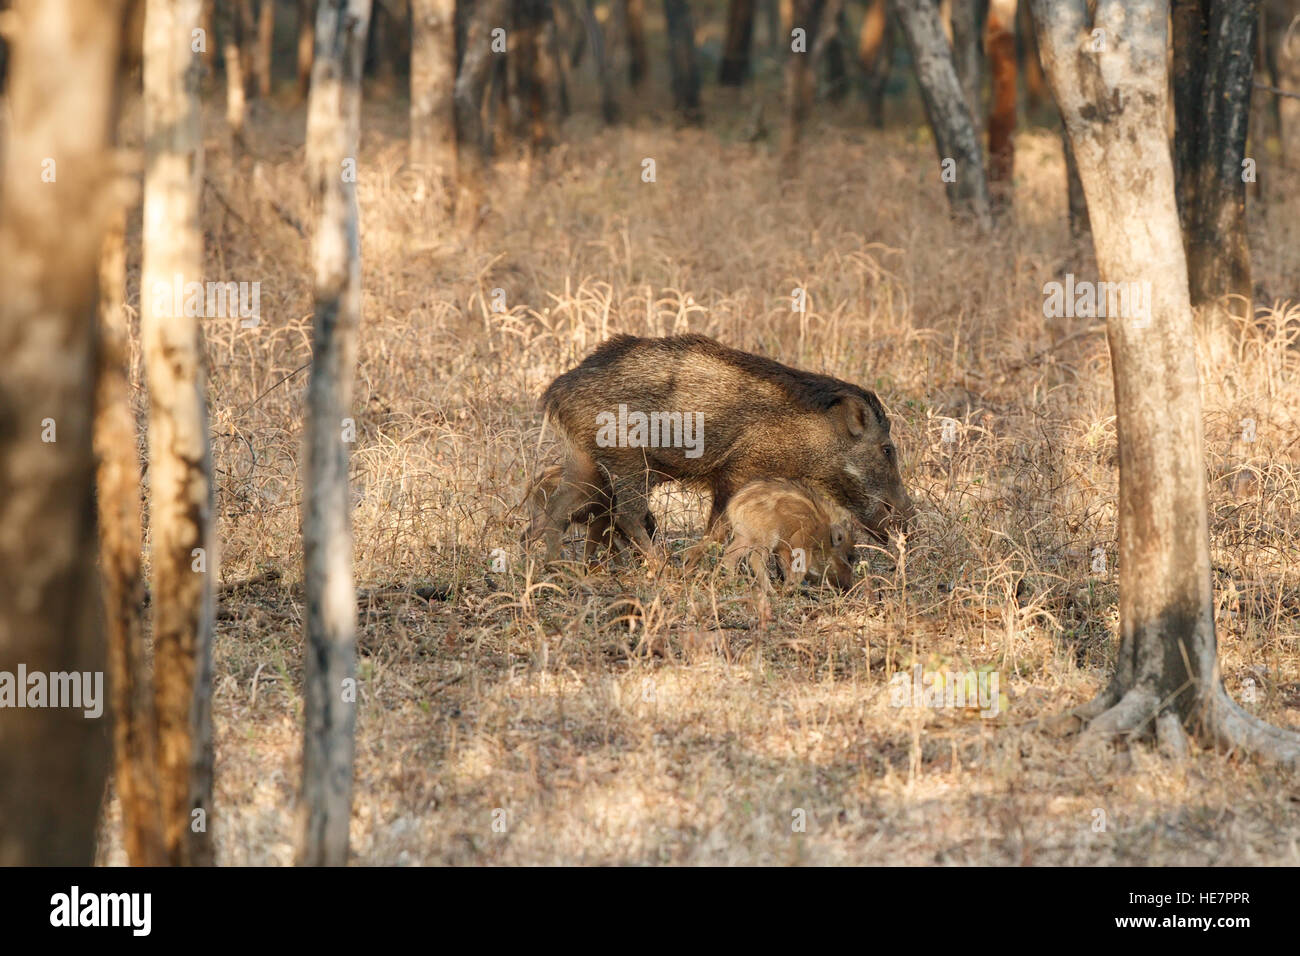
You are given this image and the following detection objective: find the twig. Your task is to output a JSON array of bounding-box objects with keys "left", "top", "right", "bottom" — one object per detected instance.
[{"left": 1254, "top": 82, "right": 1300, "bottom": 102}]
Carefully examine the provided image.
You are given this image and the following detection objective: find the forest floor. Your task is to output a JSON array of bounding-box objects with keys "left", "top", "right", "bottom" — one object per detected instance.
[{"left": 94, "top": 68, "right": 1300, "bottom": 864}]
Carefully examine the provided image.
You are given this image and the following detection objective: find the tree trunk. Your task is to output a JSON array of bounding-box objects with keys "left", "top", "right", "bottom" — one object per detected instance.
[
  {"left": 96, "top": 210, "right": 167, "bottom": 867},
  {"left": 256, "top": 0, "right": 275, "bottom": 96},
  {"left": 811, "top": 0, "right": 846, "bottom": 102},
  {"left": 0, "top": 0, "right": 125, "bottom": 867},
  {"left": 411, "top": 0, "right": 457, "bottom": 169},
  {"left": 580, "top": 0, "right": 618, "bottom": 123},
  {"left": 858, "top": 0, "right": 892, "bottom": 127},
  {"left": 719, "top": 0, "right": 756, "bottom": 85},
  {"left": 1186, "top": 0, "right": 1259, "bottom": 314},
  {"left": 142, "top": 0, "right": 217, "bottom": 866},
  {"left": 1016, "top": 0, "right": 1046, "bottom": 111},
  {"left": 238, "top": 0, "right": 258, "bottom": 95},
  {"left": 1062, "top": 127, "right": 1089, "bottom": 236},
  {"left": 1276, "top": 4, "right": 1300, "bottom": 171},
  {"left": 1030, "top": 0, "right": 1300, "bottom": 764},
  {"left": 662, "top": 0, "right": 701, "bottom": 123},
  {"left": 892, "top": 0, "right": 992, "bottom": 228},
  {"left": 781, "top": 0, "right": 827, "bottom": 171},
  {"left": 299, "top": 0, "right": 318, "bottom": 99},
  {"left": 221, "top": 0, "right": 249, "bottom": 141},
  {"left": 1172, "top": 0, "right": 1209, "bottom": 243},
  {"left": 822, "top": 2, "right": 850, "bottom": 101},
  {"left": 624, "top": 0, "right": 648, "bottom": 87},
  {"left": 949, "top": 0, "right": 982, "bottom": 138},
  {"left": 454, "top": 0, "right": 507, "bottom": 196},
  {"left": 298, "top": 0, "right": 371, "bottom": 866},
  {"left": 985, "top": 0, "right": 1017, "bottom": 213}
]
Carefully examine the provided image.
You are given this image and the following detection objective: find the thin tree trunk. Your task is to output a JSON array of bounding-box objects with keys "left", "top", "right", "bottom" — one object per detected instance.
[
  {"left": 222, "top": 0, "right": 249, "bottom": 141},
  {"left": 256, "top": 0, "right": 275, "bottom": 96},
  {"left": 949, "top": 0, "right": 982, "bottom": 138},
  {"left": 238, "top": 0, "right": 258, "bottom": 95},
  {"left": 780, "top": 0, "right": 826, "bottom": 170},
  {"left": 411, "top": 0, "right": 457, "bottom": 169},
  {"left": 299, "top": 0, "right": 318, "bottom": 99},
  {"left": 0, "top": 0, "right": 125, "bottom": 867},
  {"left": 1172, "top": 0, "right": 1209, "bottom": 239},
  {"left": 719, "top": 0, "right": 756, "bottom": 85},
  {"left": 454, "top": 0, "right": 507, "bottom": 196},
  {"left": 624, "top": 0, "right": 648, "bottom": 87},
  {"left": 581, "top": 0, "right": 618, "bottom": 122},
  {"left": 142, "top": 0, "right": 217, "bottom": 866},
  {"left": 1031, "top": 0, "right": 1300, "bottom": 764},
  {"left": 1276, "top": 5, "right": 1300, "bottom": 170},
  {"left": 1186, "top": 0, "right": 1259, "bottom": 314},
  {"left": 96, "top": 210, "right": 166, "bottom": 867},
  {"left": 1017, "top": 0, "right": 1046, "bottom": 111},
  {"left": 821, "top": 2, "right": 849, "bottom": 102},
  {"left": 298, "top": 0, "right": 372, "bottom": 866},
  {"left": 985, "top": 0, "right": 1017, "bottom": 212},
  {"left": 662, "top": 0, "right": 701, "bottom": 123},
  {"left": 892, "top": 0, "right": 992, "bottom": 228},
  {"left": 858, "top": 0, "right": 892, "bottom": 127}
]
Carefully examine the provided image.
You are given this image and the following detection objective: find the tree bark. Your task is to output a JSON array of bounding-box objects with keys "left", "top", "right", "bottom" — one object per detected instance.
[
  {"left": 1186, "top": 0, "right": 1259, "bottom": 314},
  {"left": 949, "top": 0, "right": 983, "bottom": 138},
  {"left": 781, "top": 0, "right": 827, "bottom": 171},
  {"left": 662, "top": 0, "right": 702, "bottom": 123},
  {"left": 454, "top": 0, "right": 507, "bottom": 195},
  {"left": 985, "top": 0, "right": 1017, "bottom": 212},
  {"left": 411, "top": 0, "right": 457, "bottom": 169},
  {"left": 719, "top": 0, "right": 756, "bottom": 85},
  {"left": 892, "top": 0, "right": 992, "bottom": 228},
  {"left": 299, "top": 0, "right": 318, "bottom": 99},
  {"left": 624, "top": 0, "right": 648, "bottom": 87},
  {"left": 143, "top": 0, "right": 217, "bottom": 866},
  {"left": 221, "top": 0, "right": 249, "bottom": 141},
  {"left": 96, "top": 209, "right": 167, "bottom": 867},
  {"left": 857, "top": 0, "right": 892, "bottom": 127},
  {"left": 256, "top": 0, "right": 275, "bottom": 96},
  {"left": 580, "top": 0, "right": 618, "bottom": 123},
  {"left": 0, "top": 0, "right": 126, "bottom": 867},
  {"left": 298, "top": 0, "right": 371, "bottom": 866},
  {"left": 1030, "top": 0, "right": 1300, "bottom": 764},
  {"left": 1274, "top": 3, "right": 1300, "bottom": 170}
]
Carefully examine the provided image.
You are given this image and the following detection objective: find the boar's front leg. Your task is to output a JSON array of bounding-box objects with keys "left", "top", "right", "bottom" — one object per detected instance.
[{"left": 608, "top": 473, "right": 660, "bottom": 562}]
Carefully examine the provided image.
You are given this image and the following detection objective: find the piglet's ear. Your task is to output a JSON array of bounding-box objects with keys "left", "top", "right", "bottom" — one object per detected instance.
[{"left": 834, "top": 396, "right": 871, "bottom": 438}]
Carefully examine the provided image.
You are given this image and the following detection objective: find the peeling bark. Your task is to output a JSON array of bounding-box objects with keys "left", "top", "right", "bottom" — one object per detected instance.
[
  {"left": 96, "top": 211, "right": 166, "bottom": 866},
  {"left": 142, "top": 0, "right": 217, "bottom": 866}
]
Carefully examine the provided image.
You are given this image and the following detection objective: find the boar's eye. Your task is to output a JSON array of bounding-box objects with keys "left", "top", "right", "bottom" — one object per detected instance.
[{"left": 882, "top": 444, "right": 895, "bottom": 462}]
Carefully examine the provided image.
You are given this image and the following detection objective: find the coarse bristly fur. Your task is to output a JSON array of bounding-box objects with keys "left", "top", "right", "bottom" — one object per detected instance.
[{"left": 538, "top": 333, "right": 914, "bottom": 559}]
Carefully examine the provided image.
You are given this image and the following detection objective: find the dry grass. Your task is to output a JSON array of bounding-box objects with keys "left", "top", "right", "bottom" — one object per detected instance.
[{"left": 96, "top": 80, "right": 1300, "bottom": 865}]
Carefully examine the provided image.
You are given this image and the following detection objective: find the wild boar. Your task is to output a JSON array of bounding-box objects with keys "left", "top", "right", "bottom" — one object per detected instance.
[
  {"left": 521, "top": 460, "right": 656, "bottom": 563},
  {"left": 698, "top": 479, "right": 858, "bottom": 591},
  {"left": 538, "top": 333, "right": 913, "bottom": 560}
]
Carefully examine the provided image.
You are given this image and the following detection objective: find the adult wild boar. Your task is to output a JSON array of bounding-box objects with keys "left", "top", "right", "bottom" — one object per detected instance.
[{"left": 537, "top": 334, "right": 913, "bottom": 560}]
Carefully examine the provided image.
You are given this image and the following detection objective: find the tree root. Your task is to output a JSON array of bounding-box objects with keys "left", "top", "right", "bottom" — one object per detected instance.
[{"left": 1204, "top": 688, "right": 1300, "bottom": 769}]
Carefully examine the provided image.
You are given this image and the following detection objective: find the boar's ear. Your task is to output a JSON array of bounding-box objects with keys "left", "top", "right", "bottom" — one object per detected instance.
[{"left": 834, "top": 396, "right": 872, "bottom": 438}]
